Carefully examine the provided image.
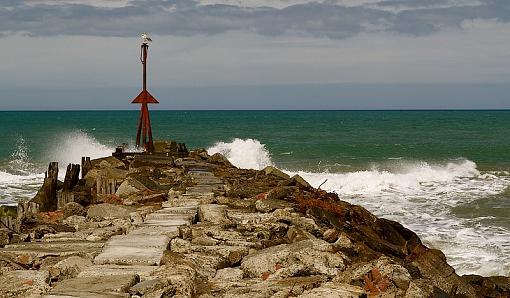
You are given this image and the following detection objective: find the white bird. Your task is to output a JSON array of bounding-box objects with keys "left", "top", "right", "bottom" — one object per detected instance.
[{"left": 141, "top": 32, "right": 153, "bottom": 43}]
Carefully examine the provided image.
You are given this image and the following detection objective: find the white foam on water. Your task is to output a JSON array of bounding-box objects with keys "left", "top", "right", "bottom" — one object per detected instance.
[
  {"left": 207, "top": 138, "right": 273, "bottom": 170},
  {"left": 1, "top": 131, "right": 116, "bottom": 205},
  {"left": 46, "top": 130, "right": 115, "bottom": 172},
  {"left": 210, "top": 138, "right": 510, "bottom": 277}
]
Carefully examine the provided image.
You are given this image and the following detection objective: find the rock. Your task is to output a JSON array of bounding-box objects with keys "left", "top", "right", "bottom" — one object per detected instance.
[
  {"left": 130, "top": 278, "right": 170, "bottom": 296},
  {"left": 411, "top": 248, "right": 478, "bottom": 297},
  {"left": 263, "top": 166, "right": 290, "bottom": 180},
  {"left": 266, "top": 187, "right": 288, "bottom": 201},
  {"left": 405, "top": 279, "right": 438, "bottom": 298},
  {"left": 290, "top": 174, "right": 311, "bottom": 188},
  {"left": 254, "top": 197, "right": 292, "bottom": 213},
  {"left": 208, "top": 153, "right": 233, "bottom": 167},
  {"left": 339, "top": 256, "right": 412, "bottom": 293},
  {"left": 61, "top": 202, "right": 86, "bottom": 218},
  {"left": 298, "top": 282, "right": 364, "bottom": 298},
  {"left": 323, "top": 228, "right": 339, "bottom": 243},
  {"left": 50, "top": 256, "right": 93, "bottom": 281},
  {"left": 87, "top": 203, "right": 131, "bottom": 221},
  {"left": 462, "top": 275, "right": 510, "bottom": 298},
  {"left": 93, "top": 156, "right": 126, "bottom": 169},
  {"left": 30, "top": 225, "right": 56, "bottom": 240},
  {"left": 115, "top": 177, "right": 148, "bottom": 198},
  {"left": 129, "top": 212, "right": 143, "bottom": 225},
  {"left": 62, "top": 215, "right": 87, "bottom": 228},
  {"left": 333, "top": 232, "right": 354, "bottom": 249},
  {"left": 193, "top": 245, "right": 249, "bottom": 267},
  {"left": 213, "top": 268, "right": 244, "bottom": 282},
  {"left": 0, "top": 228, "right": 12, "bottom": 247},
  {"left": 241, "top": 239, "right": 345, "bottom": 278},
  {"left": 151, "top": 261, "right": 198, "bottom": 297},
  {"left": 171, "top": 238, "right": 192, "bottom": 254},
  {"left": 0, "top": 270, "right": 50, "bottom": 297},
  {"left": 86, "top": 225, "right": 125, "bottom": 242},
  {"left": 272, "top": 210, "right": 320, "bottom": 235},
  {"left": 287, "top": 226, "right": 316, "bottom": 243},
  {"left": 198, "top": 204, "right": 231, "bottom": 224}
]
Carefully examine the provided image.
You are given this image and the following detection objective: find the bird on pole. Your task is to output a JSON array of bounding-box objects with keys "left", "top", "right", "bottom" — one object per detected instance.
[{"left": 132, "top": 32, "right": 159, "bottom": 153}]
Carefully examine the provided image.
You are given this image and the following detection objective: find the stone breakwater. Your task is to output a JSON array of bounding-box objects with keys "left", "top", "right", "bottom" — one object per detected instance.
[{"left": 0, "top": 143, "right": 508, "bottom": 297}]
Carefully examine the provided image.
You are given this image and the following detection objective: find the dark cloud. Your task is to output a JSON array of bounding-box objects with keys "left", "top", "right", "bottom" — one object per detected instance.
[{"left": 1, "top": 0, "right": 509, "bottom": 38}]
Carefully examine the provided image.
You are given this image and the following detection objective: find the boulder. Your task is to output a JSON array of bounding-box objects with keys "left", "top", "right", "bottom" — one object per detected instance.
[
  {"left": 340, "top": 256, "right": 412, "bottom": 294},
  {"left": 87, "top": 203, "right": 131, "bottom": 221},
  {"left": 213, "top": 268, "right": 244, "bottom": 282},
  {"left": 266, "top": 187, "right": 288, "bottom": 201},
  {"left": 241, "top": 239, "right": 345, "bottom": 278},
  {"left": 198, "top": 204, "right": 231, "bottom": 224},
  {"left": 50, "top": 256, "right": 93, "bottom": 281},
  {"left": 30, "top": 225, "right": 56, "bottom": 240},
  {"left": 115, "top": 177, "right": 148, "bottom": 199},
  {"left": 61, "top": 202, "right": 86, "bottom": 218},
  {"left": 410, "top": 248, "right": 478, "bottom": 297},
  {"left": 171, "top": 238, "right": 192, "bottom": 254},
  {"left": 85, "top": 225, "right": 125, "bottom": 242},
  {"left": 290, "top": 174, "right": 311, "bottom": 188},
  {"left": 62, "top": 215, "right": 87, "bottom": 228},
  {"left": 263, "top": 166, "right": 290, "bottom": 180},
  {"left": 130, "top": 278, "right": 170, "bottom": 296},
  {"left": 298, "top": 282, "right": 364, "bottom": 298},
  {"left": 92, "top": 156, "right": 126, "bottom": 169},
  {"left": 323, "top": 229, "right": 339, "bottom": 243},
  {"left": 208, "top": 153, "right": 233, "bottom": 167},
  {"left": 0, "top": 270, "right": 50, "bottom": 297}
]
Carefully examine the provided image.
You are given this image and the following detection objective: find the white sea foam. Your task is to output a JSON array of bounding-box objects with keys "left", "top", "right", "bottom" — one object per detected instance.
[
  {"left": 209, "top": 138, "right": 510, "bottom": 277},
  {"left": 207, "top": 138, "right": 273, "bottom": 170},
  {"left": 45, "top": 130, "right": 116, "bottom": 177},
  {"left": 1, "top": 131, "right": 116, "bottom": 205}
]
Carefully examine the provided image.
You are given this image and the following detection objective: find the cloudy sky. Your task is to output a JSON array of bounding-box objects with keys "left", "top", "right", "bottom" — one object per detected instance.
[{"left": 1, "top": 0, "right": 510, "bottom": 109}]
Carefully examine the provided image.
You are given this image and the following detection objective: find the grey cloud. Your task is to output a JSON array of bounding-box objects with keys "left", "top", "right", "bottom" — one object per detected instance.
[{"left": 1, "top": 0, "right": 509, "bottom": 38}]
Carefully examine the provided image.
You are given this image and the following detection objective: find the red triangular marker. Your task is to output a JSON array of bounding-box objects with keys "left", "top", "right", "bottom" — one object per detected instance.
[{"left": 132, "top": 90, "right": 159, "bottom": 104}]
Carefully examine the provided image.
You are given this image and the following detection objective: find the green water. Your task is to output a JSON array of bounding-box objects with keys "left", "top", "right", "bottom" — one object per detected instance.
[{"left": 1, "top": 110, "right": 509, "bottom": 172}]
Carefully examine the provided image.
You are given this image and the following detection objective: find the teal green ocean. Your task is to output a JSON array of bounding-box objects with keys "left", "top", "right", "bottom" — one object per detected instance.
[{"left": 0, "top": 110, "right": 509, "bottom": 277}]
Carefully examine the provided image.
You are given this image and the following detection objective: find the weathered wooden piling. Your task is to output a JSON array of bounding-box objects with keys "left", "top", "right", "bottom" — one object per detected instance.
[
  {"left": 30, "top": 162, "right": 58, "bottom": 211},
  {"left": 57, "top": 163, "right": 81, "bottom": 208}
]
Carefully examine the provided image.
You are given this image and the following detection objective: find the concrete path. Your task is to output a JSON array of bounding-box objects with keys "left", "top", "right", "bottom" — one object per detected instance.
[{"left": 44, "top": 168, "right": 222, "bottom": 297}]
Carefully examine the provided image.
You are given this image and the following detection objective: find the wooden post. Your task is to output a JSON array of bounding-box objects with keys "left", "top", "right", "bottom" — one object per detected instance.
[
  {"left": 30, "top": 162, "right": 58, "bottom": 211},
  {"left": 58, "top": 163, "right": 80, "bottom": 208},
  {"left": 81, "top": 157, "right": 92, "bottom": 179}
]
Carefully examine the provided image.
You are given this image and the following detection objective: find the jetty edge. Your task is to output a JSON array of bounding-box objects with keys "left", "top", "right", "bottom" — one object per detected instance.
[{"left": 0, "top": 140, "right": 507, "bottom": 297}]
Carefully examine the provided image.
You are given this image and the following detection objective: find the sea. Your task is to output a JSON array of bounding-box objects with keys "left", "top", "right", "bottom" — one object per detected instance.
[{"left": 0, "top": 110, "right": 509, "bottom": 277}]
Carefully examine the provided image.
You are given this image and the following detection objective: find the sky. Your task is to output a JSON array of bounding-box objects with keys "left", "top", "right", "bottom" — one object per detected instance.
[{"left": 1, "top": 0, "right": 510, "bottom": 109}]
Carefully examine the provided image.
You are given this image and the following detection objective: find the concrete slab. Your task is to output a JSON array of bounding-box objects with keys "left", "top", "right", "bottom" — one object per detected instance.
[
  {"left": 43, "top": 292, "right": 128, "bottom": 298},
  {"left": 187, "top": 186, "right": 217, "bottom": 193},
  {"left": 129, "top": 226, "right": 179, "bottom": 237},
  {"left": 48, "top": 274, "right": 138, "bottom": 296},
  {"left": 188, "top": 171, "right": 215, "bottom": 177},
  {"left": 0, "top": 241, "right": 104, "bottom": 259},
  {"left": 103, "top": 234, "right": 170, "bottom": 249},
  {"left": 78, "top": 265, "right": 157, "bottom": 280},
  {"left": 145, "top": 213, "right": 194, "bottom": 223},
  {"left": 155, "top": 206, "right": 198, "bottom": 215},
  {"left": 94, "top": 246, "right": 165, "bottom": 266},
  {"left": 144, "top": 217, "right": 192, "bottom": 227},
  {"left": 162, "top": 198, "right": 202, "bottom": 208}
]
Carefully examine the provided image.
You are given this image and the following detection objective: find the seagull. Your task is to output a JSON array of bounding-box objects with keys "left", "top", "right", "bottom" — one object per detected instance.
[{"left": 141, "top": 32, "right": 152, "bottom": 43}]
